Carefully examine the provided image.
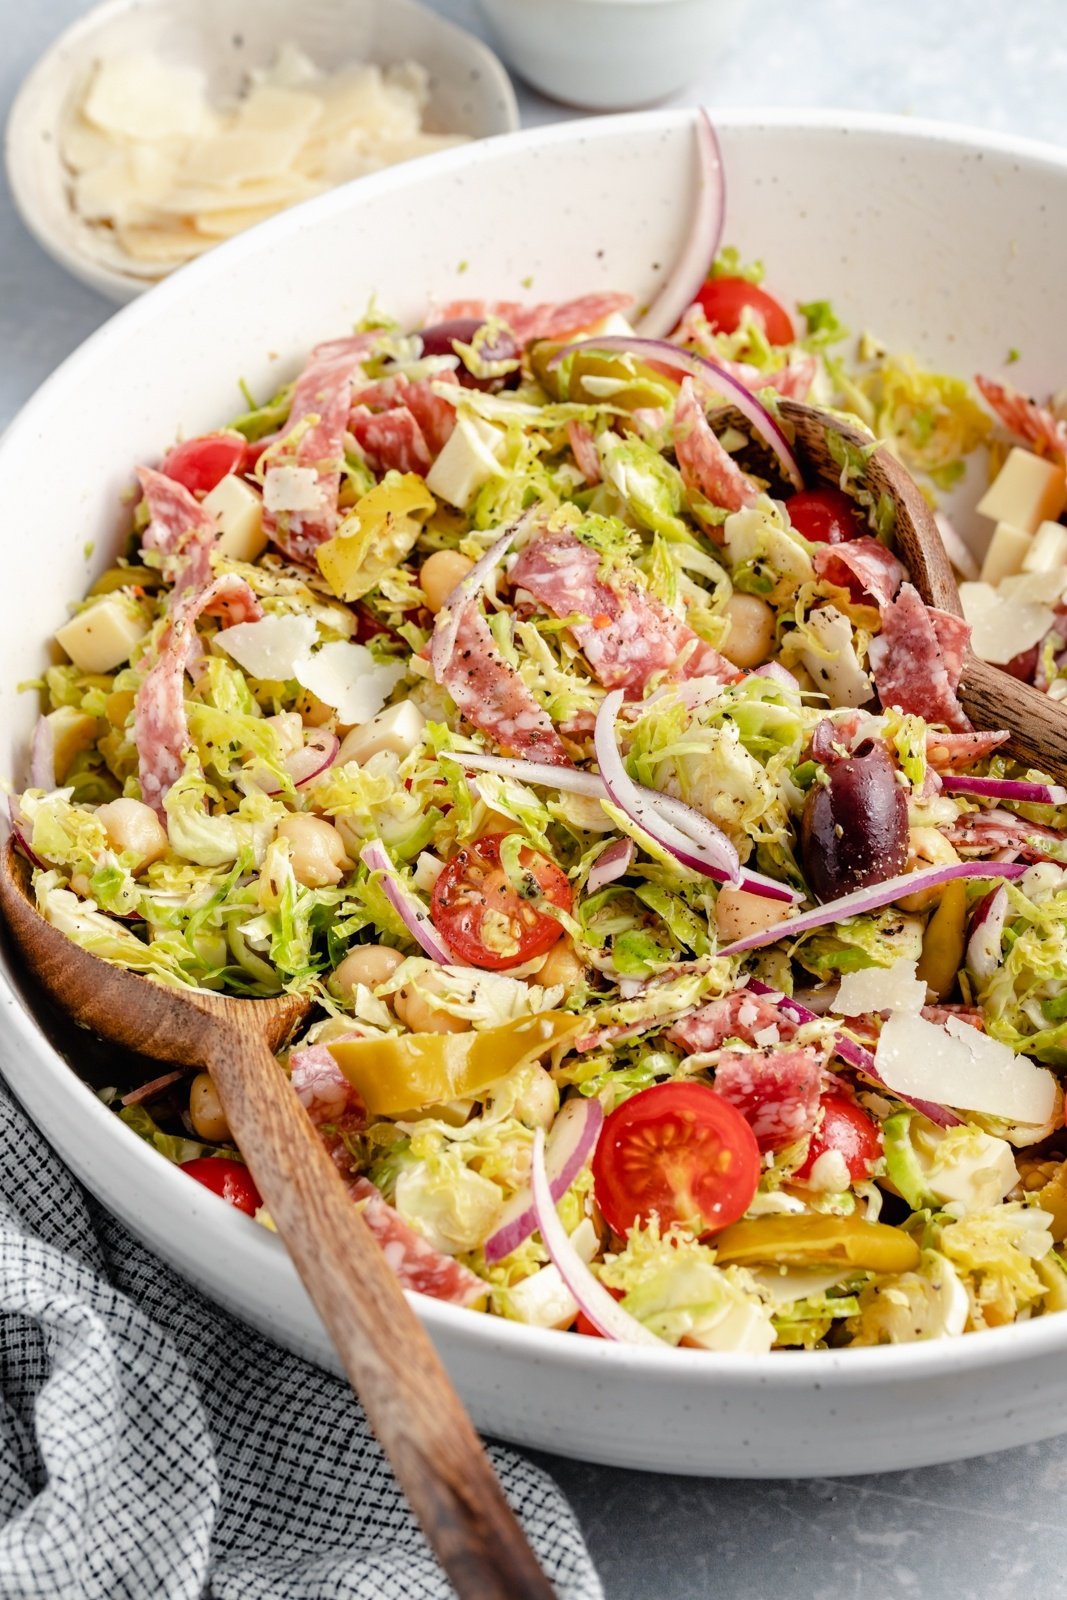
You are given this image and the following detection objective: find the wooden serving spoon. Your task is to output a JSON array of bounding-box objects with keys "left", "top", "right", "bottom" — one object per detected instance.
[
  {"left": 0, "top": 838, "right": 555, "bottom": 1600},
  {"left": 781, "top": 399, "right": 1067, "bottom": 782}
]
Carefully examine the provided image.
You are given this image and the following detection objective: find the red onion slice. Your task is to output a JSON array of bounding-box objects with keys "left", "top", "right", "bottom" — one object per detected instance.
[
  {"left": 286, "top": 729, "right": 340, "bottom": 788},
  {"left": 719, "top": 861, "right": 1029, "bottom": 958},
  {"left": 752, "top": 661, "right": 802, "bottom": 694},
  {"left": 965, "top": 884, "right": 1010, "bottom": 984},
  {"left": 635, "top": 108, "right": 725, "bottom": 340},
  {"left": 29, "top": 716, "right": 56, "bottom": 791},
  {"left": 121, "top": 1069, "right": 187, "bottom": 1108},
  {"left": 941, "top": 775, "right": 1067, "bottom": 807},
  {"left": 430, "top": 514, "right": 532, "bottom": 682},
  {"left": 548, "top": 337, "right": 804, "bottom": 492},
  {"left": 360, "top": 839, "right": 455, "bottom": 964},
  {"left": 530, "top": 1126, "right": 664, "bottom": 1346},
  {"left": 7, "top": 798, "right": 45, "bottom": 870},
  {"left": 587, "top": 838, "right": 635, "bottom": 895},
  {"left": 484, "top": 1097, "right": 604, "bottom": 1263}
]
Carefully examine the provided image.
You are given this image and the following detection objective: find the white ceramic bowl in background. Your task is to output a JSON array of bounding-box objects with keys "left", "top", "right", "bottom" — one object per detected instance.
[
  {"left": 474, "top": 0, "right": 748, "bottom": 110},
  {"left": 1, "top": 109, "right": 1066, "bottom": 1477},
  {"left": 5, "top": 0, "right": 518, "bottom": 304}
]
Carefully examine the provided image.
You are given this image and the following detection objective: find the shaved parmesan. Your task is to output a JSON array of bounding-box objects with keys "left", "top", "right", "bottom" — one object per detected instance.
[
  {"left": 796, "top": 605, "right": 873, "bottom": 708},
  {"left": 215, "top": 614, "right": 318, "bottom": 681},
  {"left": 263, "top": 466, "right": 323, "bottom": 514},
  {"left": 960, "top": 576, "right": 1060, "bottom": 665},
  {"left": 294, "top": 642, "right": 406, "bottom": 726},
  {"left": 875, "top": 1011, "right": 1057, "bottom": 1125},
  {"left": 835, "top": 957, "right": 926, "bottom": 1017},
  {"left": 83, "top": 55, "right": 210, "bottom": 142}
]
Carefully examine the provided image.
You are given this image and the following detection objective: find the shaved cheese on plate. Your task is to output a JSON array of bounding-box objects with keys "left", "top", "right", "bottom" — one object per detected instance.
[
  {"left": 83, "top": 55, "right": 210, "bottom": 142},
  {"left": 215, "top": 614, "right": 318, "bottom": 681},
  {"left": 875, "top": 1010, "right": 1057, "bottom": 1124},
  {"left": 180, "top": 128, "right": 309, "bottom": 188},
  {"left": 835, "top": 957, "right": 926, "bottom": 1017},
  {"left": 263, "top": 466, "right": 323, "bottom": 514},
  {"left": 294, "top": 642, "right": 406, "bottom": 726},
  {"left": 960, "top": 574, "right": 1061, "bottom": 664}
]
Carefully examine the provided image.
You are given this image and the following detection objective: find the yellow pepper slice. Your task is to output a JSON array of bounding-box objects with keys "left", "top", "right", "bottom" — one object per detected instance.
[
  {"left": 316, "top": 472, "right": 434, "bottom": 602},
  {"left": 327, "top": 1011, "right": 581, "bottom": 1117},
  {"left": 916, "top": 879, "right": 967, "bottom": 1002},
  {"left": 529, "top": 341, "right": 678, "bottom": 411},
  {"left": 712, "top": 1214, "right": 921, "bottom": 1274}
]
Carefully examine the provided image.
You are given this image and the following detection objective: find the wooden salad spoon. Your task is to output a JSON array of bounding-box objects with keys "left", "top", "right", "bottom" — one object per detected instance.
[
  {"left": 0, "top": 838, "right": 556, "bottom": 1600},
  {"left": 781, "top": 399, "right": 1067, "bottom": 782}
]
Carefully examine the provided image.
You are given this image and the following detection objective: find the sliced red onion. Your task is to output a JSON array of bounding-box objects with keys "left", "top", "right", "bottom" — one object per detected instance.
[
  {"left": 429, "top": 516, "right": 528, "bottom": 681},
  {"left": 635, "top": 108, "right": 725, "bottom": 340},
  {"left": 548, "top": 337, "right": 804, "bottom": 492},
  {"left": 286, "top": 729, "right": 340, "bottom": 788},
  {"left": 485, "top": 1097, "right": 604, "bottom": 1264},
  {"left": 752, "top": 661, "right": 801, "bottom": 694},
  {"left": 587, "top": 838, "right": 635, "bottom": 894},
  {"left": 530, "top": 1126, "right": 663, "bottom": 1346},
  {"left": 360, "top": 839, "right": 455, "bottom": 963},
  {"left": 121, "top": 1069, "right": 187, "bottom": 1108},
  {"left": 7, "top": 797, "right": 45, "bottom": 869},
  {"left": 719, "top": 861, "right": 1029, "bottom": 958},
  {"left": 29, "top": 716, "right": 56, "bottom": 791},
  {"left": 747, "top": 979, "right": 960, "bottom": 1127},
  {"left": 941, "top": 775, "right": 1067, "bottom": 807},
  {"left": 965, "top": 885, "right": 1009, "bottom": 984}
]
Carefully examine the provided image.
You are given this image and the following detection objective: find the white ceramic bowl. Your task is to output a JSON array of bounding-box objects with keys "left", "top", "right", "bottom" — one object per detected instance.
[
  {"left": 5, "top": 0, "right": 518, "bottom": 304},
  {"left": 2, "top": 109, "right": 1066, "bottom": 1477},
  {"left": 475, "top": 0, "right": 748, "bottom": 109}
]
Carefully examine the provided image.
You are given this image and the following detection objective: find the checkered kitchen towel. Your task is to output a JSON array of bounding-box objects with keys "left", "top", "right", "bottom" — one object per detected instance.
[{"left": 0, "top": 1085, "right": 602, "bottom": 1599}]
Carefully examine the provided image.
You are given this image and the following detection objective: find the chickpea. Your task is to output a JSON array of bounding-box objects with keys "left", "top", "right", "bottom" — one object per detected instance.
[
  {"left": 275, "top": 814, "right": 351, "bottom": 888},
  {"left": 189, "top": 1072, "right": 232, "bottom": 1144},
  {"left": 295, "top": 688, "right": 335, "bottom": 728},
  {"left": 393, "top": 968, "right": 469, "bottom": 1034},
  {"left": 70, "top": 871, "right": 92, "bottom": 899},
  {"left": 715, "top": 885, "right": 788, "bottom": 943},
  {"left": 96, "top": 797, "right": 169, "bottom": 874},
  {"left": 419, "top": 550, "right": 474, "bottom": 614},
  {"left": 721, "top": 593, "right": 776, "bottom": 670},
  {"left": 266, "top": 711, "right": 304, "bottom": 758},
  {"left": 330, "top": 943, "right": 405, "bottom": 1000},
  {"left": 535, "top": 937, "right": 586, "bottom": 989}
]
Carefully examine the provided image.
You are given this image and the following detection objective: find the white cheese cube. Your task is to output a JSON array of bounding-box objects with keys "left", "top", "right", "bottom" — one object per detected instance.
[
  {"left": 797, "top": 605, "right": 872, "bottom": 707},
  {"left": 263, "top": 465, "right": 322, "bottom": 514},
  {"left": 203, "top": 473, "right": 267, "bottom": 562},
  {"left": 337, "top": 699, "right": 426, "bottom": 765},
  {"left": 425, "top": 413, "right": 506, "bottom": 510},
  {"left": 976, "top": 447, "right": 1066, "bottom": 535},
  {"left": 1022, "top": 519, "right": 1067, "bottom": 574},
  {"left": 55, "top": 598, "right": 147, "bottom": 674},
  {"left": 979, "top": 521, "right": 1031, "bottom": 584}
]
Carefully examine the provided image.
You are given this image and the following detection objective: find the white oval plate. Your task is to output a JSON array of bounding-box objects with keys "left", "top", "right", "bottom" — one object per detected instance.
[{"left": 1, "top": 109, "right": 1066, "bottom": 1477}]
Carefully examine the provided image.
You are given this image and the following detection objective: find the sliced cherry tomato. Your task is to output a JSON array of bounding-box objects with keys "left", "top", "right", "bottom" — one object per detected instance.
[
  {"left": 695, "top": 276, "right": 795, "bottom": 345},
  {"left": 161, "top": 432, "right": 250, "bottom": 497},
  {"left": 430, "top": 832, "right": 572, "bottom": 971},
  {"left": 592, "top": 1082, "right": 761, "bottom": 1239},
  {"left": 181, "top": 1156, "right": 262, "bottom": 1217},
  {"left": 575, "top": 1286, "right": 624, "bottom": 1339},
  {"left": 784, "top": 487, "right": 867, "bottom": 545},
  {"left": 794, "top": 1095, "right": 882, "bottom": 1186}
]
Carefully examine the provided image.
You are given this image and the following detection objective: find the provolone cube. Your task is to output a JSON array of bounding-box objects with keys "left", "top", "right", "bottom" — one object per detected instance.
[
  {"left": 979, "top": 521, "right": 1031, "bottom": 584},
  {"left": 55, "top": 598, "right": 147, "bottom": 674},
  {"left": 425, "top": 414, "right": 506, "bottom": 510},
  {"left": 1022, "top": 519, "right": 1067, "bottom": 574},
  {"left": 203, "top": 473, "right": 267, "bottom": 561},
  {"left": 45, "top": 707, "right": 100, "bottom": 784},
  {"left": 337, "top": 700, "right": 426, "bottom": 765},
  {"left": 976, "top": 447, "right": 1067, "bottom": 535}
]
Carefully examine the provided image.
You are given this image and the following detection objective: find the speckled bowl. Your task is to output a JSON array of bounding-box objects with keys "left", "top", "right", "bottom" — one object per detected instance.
[{"left": 2, "top": 109, "right": 1066, "bottom": 1476}]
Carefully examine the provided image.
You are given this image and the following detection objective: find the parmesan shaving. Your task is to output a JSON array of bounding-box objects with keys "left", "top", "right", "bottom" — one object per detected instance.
[{"left": 874, "top": 1011, "right": 1057, "bottom": 1125}]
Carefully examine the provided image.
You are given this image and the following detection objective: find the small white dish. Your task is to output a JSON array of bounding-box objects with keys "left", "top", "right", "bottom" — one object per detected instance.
[
  {"left": 5, "top": 0, "right": 518, "bottom": 304},
  {"left": 474, "top": 0, "right": 748, "bottom": 110}
]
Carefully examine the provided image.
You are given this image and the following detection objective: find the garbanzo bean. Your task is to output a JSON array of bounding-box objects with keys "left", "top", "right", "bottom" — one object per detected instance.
[
  {"left": 721, "top": 593, "right": 776, "bottom": 669},
  {"left": 393, "top": 968, "right": 469, "bottom": 1034},
  {"left": 419, "top": 550, "right": 474, "bottom": 614},
  {"left": 330, "top": 944, "right": 405, "bottom": 999},
  {"left": 275, "top": 814, "right": 350, "bottom": 888},
  {"left": 96, "top": 797, "right": 168, "bottom": 874},
  {"left": 189, "top": 1072, "right": 231, "bottom": 1144}
]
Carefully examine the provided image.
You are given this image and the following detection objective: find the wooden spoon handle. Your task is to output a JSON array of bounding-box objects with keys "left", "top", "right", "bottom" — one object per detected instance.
[
  {"left": 202, "top": 1024, "right": 556, "bottom": 1600},
  {"left": 961, "top": 655, "right": 1067, "bottom": 778}
]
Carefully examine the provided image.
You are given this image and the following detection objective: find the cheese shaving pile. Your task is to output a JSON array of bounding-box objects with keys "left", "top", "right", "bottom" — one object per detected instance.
[{"left": 60, "top": 43, "right": 469, "bottom": 279}]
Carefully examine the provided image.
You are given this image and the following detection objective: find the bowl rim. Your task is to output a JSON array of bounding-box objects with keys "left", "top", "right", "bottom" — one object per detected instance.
[
  {"left": 4, "top": 102, "right": 1067, "bottom": 1386},
  {"left": 4, "top": 0, "right": 520, "bottom": 303}
]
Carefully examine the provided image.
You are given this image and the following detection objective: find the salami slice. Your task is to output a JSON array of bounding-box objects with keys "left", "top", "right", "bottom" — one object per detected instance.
[
  {"left": 138, "top": 466, "right": 216, "bottom": 595},
  {"left": 350, "top": 405, "right": 433, "bottom": 476},
  {"left": 711, "top": 1044, "right": 824, "bottom": 1152},
  {"left": 812, "top": 537, "right": 905, "bottom": 609},
  {"left": 510, "top": 530, "right": 738, "bottom": 694},
  {"left": 134, "top": 573, "right": 262, "bottom": 815},
  {"left": 944, "top": 806, "right": 1066, "bottom": 859},
  {"left": 667, "top": 990, "right": 798, "bottom": 1055},
  {"left": 921, "top": 1003, "right": 985, "bottom": 1033},
  {"left": 928, "top": 609, "right": 970, "bottom": 692},
  {"left": 925, "top": 729, "right": 1009, "bottom": 769},
  {"left": 674, "top": 378, "right": 758, "bottom": 512},
  {"left": 264, "top": 332, "right": 379, "bottom": 562},
  {"left": 349, "top": 1177, "right": 485, "bottom": 1305},
  {"left": 868, "top": 583, "right": 972, "bottom": 732},
  {"left": 289, "top": 1040, "right": 367, "bottom": 1175},
  {"left": 435, "top": 293, "right": 633, "bottom": 345},
  {"left": 350, "top": 371, "right": 458, "bottom": 457},
  {"left": 976, "top": 375, "right": 1067, "bottom": 460},
  {"left": 433, "top": 599, "right": 571, "bottom": 765},
  {"left": 566, "top": 419, "right": 602, "bottom": 486}
]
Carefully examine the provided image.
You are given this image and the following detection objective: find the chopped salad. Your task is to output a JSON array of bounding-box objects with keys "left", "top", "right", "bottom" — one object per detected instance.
[{"left": 14, "top": 207, "right": 1067, "bottom": 1353}]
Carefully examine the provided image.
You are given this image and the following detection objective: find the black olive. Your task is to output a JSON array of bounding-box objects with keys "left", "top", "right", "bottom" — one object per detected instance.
[{"left": 800, "top": 733, "right": 908, "bottom": 903}]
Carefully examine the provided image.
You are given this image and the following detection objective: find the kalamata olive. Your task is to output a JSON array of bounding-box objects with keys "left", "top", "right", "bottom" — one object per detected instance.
[
  {"left": 416, "top": 318, "right": 521, "bottom": 391},
  {"left": 800, "top": 734, "right": 908, "bottom": 903}
]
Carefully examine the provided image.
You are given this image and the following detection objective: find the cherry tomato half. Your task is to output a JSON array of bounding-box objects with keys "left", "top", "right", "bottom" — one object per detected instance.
[
  {"left": 161, "top": 432, "right": 250, "bottom": 497},
  {"left": 784, "top": 487, "right": 867, "bottom": 545},
  {"left": 592, "top": 1082, "right": 761, "bottom": 1239},
  {"left": 430, "top": 832, "right": 572, "bottom": 970},
  {"left": 575, "top": 1287, "right": 624, "bottom": 1339},
  {"left": 695, "top": 277, "right": 795, "bottom": 345},
  {"left": 181, "top": 1156, "right": 262, "bottom": 1217},
  {"left": 794, "top": 1095, "right": 882, "bottom": 1186}
]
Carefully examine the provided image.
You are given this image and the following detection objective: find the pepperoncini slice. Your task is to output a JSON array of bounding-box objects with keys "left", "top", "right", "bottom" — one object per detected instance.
[
  {"left": 916, "top": 879, "right": 967, "bottom": 1002},
  {"left": 529, "top": 341, "right": 678, "bottom": 412},
  {"left": 326, "top": 1011, "right": 581, "bottom": 1117},
  {"left": 712, "top": 1214, "right": 921, "bottom": 1274}
]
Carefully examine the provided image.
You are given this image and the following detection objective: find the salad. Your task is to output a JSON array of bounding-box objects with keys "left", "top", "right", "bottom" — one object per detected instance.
[{"left": 13, "top": 130, "right": 1067, "bottom": 1353}]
